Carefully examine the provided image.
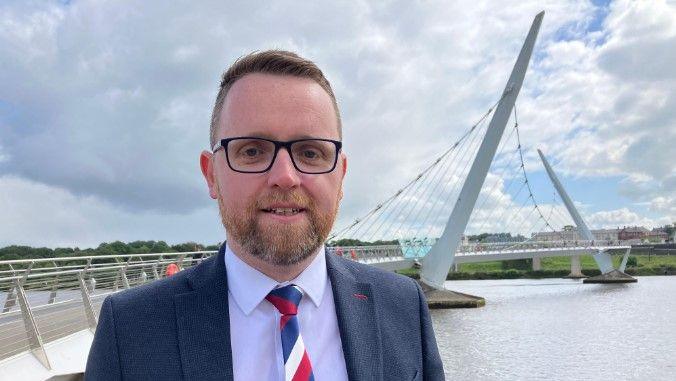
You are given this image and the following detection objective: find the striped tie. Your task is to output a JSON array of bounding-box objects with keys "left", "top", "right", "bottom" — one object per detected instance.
[{"left": 266, "top": 285, "right": 314, "bottom": 381}]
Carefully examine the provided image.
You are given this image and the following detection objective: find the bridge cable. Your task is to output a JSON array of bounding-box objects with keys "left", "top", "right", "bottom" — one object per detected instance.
[
  {"left": 385, "top": 112, "right": 491, "bottom": 242},
  {"left": 329, "top": 111, "right": 488, "bottom": 241},
  {"left": 329, "top": 98, "right": 502, "bottom": 242}
]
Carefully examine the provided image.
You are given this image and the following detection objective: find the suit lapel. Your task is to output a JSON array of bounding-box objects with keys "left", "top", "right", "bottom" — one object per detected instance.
[
  {"left": 326, "top": 253, "right": 383, "bottom": 381},
  {"left": 174, "top": 246, "right": 234, "bottom": 381}
]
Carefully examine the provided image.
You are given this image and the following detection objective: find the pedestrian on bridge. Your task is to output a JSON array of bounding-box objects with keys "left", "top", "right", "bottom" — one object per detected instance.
[{"left": 85, "top": 50, "right": 444, "bottom": 381}]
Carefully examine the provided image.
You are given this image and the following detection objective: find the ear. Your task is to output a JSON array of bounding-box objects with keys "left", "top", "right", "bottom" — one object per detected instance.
[
  {"left": 340, "top": 151, "right": 347, "bottom": 180},
  {"left": 339, "top": 152, "right": 347, "bottom": 200},
  {"left": 200, "top": 150, "right": 219, "bottom": 199}
]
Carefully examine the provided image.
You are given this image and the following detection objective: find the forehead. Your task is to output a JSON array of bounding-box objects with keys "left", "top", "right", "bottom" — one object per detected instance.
[{"left": 218, "top": 73, "right": 338, "bottom": 140}]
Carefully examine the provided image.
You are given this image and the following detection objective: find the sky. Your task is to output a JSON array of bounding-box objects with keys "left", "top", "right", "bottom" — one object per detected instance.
[{"left": 0, "top": 0, "right": 674, "bottom": 248}]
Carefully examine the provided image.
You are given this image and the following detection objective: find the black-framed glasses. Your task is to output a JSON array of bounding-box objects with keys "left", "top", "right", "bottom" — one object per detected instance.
[{"left": 212, "top": 137, "right": 342, "bottom": 174}]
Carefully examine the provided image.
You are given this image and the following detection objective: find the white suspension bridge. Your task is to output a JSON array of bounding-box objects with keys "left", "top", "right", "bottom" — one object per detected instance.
[
  {"left": 0, "top": 11, "right": 636, "bottom": 380},
  {"left": 328, "top": 11, "right": 633, "bottom": 290}
]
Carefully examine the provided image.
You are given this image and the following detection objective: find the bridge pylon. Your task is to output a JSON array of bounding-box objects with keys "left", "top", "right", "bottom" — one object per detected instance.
[
  {"left": 420, "top": 11, "right": 545, "bottom": 298},
  {"left": 537, "top": 149, "right": 636, "bottom": 283}
]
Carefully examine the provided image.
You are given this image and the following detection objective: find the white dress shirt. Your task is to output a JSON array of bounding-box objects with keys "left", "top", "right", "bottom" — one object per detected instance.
[{"left": 225, "top": 244, "right": 349, "bottom": 381}]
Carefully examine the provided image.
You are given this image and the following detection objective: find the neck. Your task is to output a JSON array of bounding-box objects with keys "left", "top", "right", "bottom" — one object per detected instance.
[{"left": 227, "top": 240, "right": 320, "bottom": 282}]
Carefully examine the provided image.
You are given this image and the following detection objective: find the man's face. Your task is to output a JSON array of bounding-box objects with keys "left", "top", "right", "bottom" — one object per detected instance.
[{"left": 202, "top": 73, "right": 346, "bottom": 265}]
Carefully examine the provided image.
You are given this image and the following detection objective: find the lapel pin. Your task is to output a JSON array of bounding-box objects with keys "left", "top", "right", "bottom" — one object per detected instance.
[{"left": 353, "top": 293, "right": 368, "bottom": 300}]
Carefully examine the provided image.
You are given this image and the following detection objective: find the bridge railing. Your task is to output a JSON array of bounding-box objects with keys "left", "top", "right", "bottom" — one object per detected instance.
[
  {"left": 455, "top": 239, "right": 624, "bottom": 255},
  {"left": 0, "top": 251, "right": 216, "bottom": 369},
  {"left": 327, "top": 239, "right": 631, "bottom": 262},
  {"left": 326, "top": 245, "right": 414, "bottom": 262}
]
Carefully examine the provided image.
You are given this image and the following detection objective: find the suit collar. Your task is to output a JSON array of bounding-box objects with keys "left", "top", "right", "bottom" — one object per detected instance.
[
  {"left": 174, "top": 243, "right": 234, "bottom": 381},
  {"left": 223, "top": 244, "right": 278, "bottom": 315},
  {"left": 183, "top": 243, "right": 227, "bottom": 291},
  {"left": 326, "top": 252, "right": 384, "bottom": 381}
]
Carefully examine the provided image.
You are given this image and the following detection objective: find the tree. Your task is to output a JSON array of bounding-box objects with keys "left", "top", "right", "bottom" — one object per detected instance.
[
  {"left": 665, "top": 224, "right": 675, "bottom": 241},
  {"left": 54, "top": 247, "right": 75, "bottom": 257},
  {"left": 172, "top": 242, "right": 203, "bottom": 252},
  {"left": 626, "top": 256, "right": 638, "bottom": 267},
  {"left": 108, "top": 241, "right": 131, "bottom": 254},
  {"left": 327, "top": 238, "right": 367, "bottom": 247},
  {"left": 150, "top": 241, "right": 173, "bottom": 253}
]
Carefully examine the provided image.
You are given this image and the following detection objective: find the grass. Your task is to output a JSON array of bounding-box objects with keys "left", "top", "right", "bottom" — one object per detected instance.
[{"left": 396, "top": 254, "right": 676, "bottom": 280}]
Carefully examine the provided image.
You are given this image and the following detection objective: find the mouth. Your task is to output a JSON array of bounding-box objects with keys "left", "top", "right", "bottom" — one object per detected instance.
[
  {"left": 261, "top": 207, "right": 304, "bottom": 216},
  {"left": 260, "top": 205, "right": 307, "bottom": 218}
]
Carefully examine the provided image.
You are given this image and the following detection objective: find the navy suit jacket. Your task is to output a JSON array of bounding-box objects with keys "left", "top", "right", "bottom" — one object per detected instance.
[{"left": 85, "top": 245, "right": 445, "bottom": 380}]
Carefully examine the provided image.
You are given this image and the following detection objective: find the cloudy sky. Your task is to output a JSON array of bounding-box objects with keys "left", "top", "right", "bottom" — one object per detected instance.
[{"left": 1, "top": 0, "right": 674, "bottom": 248}]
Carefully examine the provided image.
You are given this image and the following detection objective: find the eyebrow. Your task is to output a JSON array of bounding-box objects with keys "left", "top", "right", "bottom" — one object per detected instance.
[{"left": 238, "top": 132, "right": 326, "bottom": 140}]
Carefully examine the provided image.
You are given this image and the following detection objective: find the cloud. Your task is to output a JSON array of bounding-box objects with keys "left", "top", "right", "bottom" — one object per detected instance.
[
  {"left": 586, "top": 207, "right": 671, "bottom": 229},
  {"left": 0, "top": 142, "right": 8, "bottom": 163},
  {"left": 524, "top": 1, "right": 675, "bottom": 180},
  {"left": 0, "top": 0, "right": 673, "bottom": 247},
  {"left": 0, "top": 175, "right": 224, "bottom": 248}
]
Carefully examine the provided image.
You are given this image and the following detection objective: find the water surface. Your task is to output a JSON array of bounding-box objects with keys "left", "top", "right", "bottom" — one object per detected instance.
[{"left": 431, "top": 277, "right": 676, "bottom": 380}]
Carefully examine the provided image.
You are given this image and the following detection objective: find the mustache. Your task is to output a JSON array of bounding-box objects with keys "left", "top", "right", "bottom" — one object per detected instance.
[{"left": 254, "top": 190, "right": 312, "bottom": 209}]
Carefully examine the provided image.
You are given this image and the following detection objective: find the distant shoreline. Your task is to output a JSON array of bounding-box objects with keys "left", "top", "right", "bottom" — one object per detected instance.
[{"left": 398, "top": 254, "right": 676, "bottom": 280}]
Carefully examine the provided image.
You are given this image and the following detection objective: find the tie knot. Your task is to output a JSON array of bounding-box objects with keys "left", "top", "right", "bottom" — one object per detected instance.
[{"left": 266, "top": 284, "right": 303, "bottom": 316}]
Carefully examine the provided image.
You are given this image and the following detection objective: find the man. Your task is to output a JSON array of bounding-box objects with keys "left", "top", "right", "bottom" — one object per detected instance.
[{"left": 85, "top": 50, "right": 444, "bottom": 380}]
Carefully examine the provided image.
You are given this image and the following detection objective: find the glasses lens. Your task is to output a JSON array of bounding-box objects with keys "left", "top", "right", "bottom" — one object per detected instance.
[
  {"left": 226, "top": 138, "right": 276, "bottom": 172},
  {"left": 290, "top": 139, "right": 337, "bottom": 173}
]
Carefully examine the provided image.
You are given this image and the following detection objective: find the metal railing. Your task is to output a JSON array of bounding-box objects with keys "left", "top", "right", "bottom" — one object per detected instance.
[
  {"left": 327, "top": 240, "right": 630, "bottom": 260},
  {"left": 0, "top": 251, "right": 216, "bottom": 369},
  {"left": 326, "top": 245, "right": 410, "bottom": 262},
  {"left": 455, "top": 239, "right": 626, "bottom": 254}
]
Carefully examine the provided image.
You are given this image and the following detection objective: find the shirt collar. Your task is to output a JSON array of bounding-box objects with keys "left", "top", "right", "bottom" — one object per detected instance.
[{"left": 224, "top": 244, "right": 327, "bottom": 316}]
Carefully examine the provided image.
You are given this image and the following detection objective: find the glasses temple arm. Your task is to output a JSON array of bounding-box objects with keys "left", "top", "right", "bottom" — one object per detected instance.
[{"left": 211, "top": 141, "right": 223, "bottom": 153}]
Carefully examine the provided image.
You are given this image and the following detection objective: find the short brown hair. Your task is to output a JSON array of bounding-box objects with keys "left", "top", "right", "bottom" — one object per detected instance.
[{"left": 209, "top": 50, "right": 342, "bottom": 148}]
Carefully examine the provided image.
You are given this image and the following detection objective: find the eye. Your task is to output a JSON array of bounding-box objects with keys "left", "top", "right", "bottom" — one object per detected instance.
[
  {"left": 236, "top": 143, "right": 270, "bottom": 158},
  {"left": 301, "top": 149, "right": 319, "bottom": 159},
  {"left": 293, "top": 143, "right": 328, "bottom": 161},
  {"left": 243, "top": 147, "right": 262, "bottom": 157}
]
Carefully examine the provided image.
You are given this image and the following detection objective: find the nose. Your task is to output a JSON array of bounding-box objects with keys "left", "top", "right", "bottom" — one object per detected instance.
[{"left": 266, "top": 148, "right": 301, "bottom": 189}]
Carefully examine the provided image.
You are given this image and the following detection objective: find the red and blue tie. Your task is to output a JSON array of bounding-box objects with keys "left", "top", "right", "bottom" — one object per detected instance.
[{"left": 266, "top": 285, "right": 314, "bottom": 381}]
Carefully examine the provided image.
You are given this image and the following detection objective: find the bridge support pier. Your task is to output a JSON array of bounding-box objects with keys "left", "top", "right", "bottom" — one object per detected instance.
[
  {"left": 566, "top": 255, "right": 586, "bottom": 279},
  {"left": 532, "top": 257, "right": 541, "bottom": 271},
  {"left": 419, "top": 280, "right": 485, "bottom": 309},
  {"left": 583, "top": 269, "right": 637, "bottom": 283}
]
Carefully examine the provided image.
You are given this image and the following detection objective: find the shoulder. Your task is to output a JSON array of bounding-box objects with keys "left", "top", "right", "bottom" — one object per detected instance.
[
  {"left": 96, "top": 258, "right": 217, "bottom": 348},
  {"left": 327, "top": 254, "right": 421, "bottom": 300}
]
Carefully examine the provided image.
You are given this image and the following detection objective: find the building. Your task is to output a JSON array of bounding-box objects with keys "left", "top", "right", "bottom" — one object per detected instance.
[
  {"left": 531, "top": 226, "right": 620, "bottom": 242},
  {"left": 645, "top": 227, "right": 669, "bottom": 243},
  {"left": 592, "top": 228, "right": 621, "bottom": 241},
  {"left": 618, "top": 226, "right": 649, "bottom": 241}
]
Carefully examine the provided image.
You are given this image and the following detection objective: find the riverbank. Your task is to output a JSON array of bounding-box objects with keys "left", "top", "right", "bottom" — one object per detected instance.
[{"left": 397, "top": 254, "right": 676, "bottom": 280}]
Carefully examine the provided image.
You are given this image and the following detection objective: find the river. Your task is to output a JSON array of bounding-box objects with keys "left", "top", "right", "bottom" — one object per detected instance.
[{"left": 431, "top": 276, "right": 676, "bottom": 380}]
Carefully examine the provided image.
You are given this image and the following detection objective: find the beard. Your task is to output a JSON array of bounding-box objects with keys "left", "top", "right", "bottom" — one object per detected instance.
[{"left": 217, "top": 186, "right": 338, "bottom": 266}]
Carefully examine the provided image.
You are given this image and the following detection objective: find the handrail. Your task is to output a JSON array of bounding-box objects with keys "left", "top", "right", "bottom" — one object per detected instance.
[
  {"left": 0, "top": 250, "right": 215, "bottom": 265},
  {"left": 0, "top": 259, "right": 201, "bottom": 283}
]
